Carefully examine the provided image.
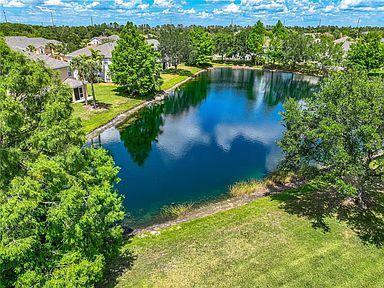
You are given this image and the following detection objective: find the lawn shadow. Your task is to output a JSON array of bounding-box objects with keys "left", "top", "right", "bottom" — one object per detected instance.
[
  {"left": 98, "top": 235, "right": 138, "bottom": 288},
  {"left": 162, "top": 67, "right": 194, "bottom": 77},
  {"left": 271, "top": 182, "right": 384, "bottom": 247},
  {"left": 111, "top": 86, "right": 150, "bottom": 100}
]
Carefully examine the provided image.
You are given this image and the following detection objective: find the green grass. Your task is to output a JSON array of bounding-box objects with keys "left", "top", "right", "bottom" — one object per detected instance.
[
  {"left": 160, "top": 64, "right": 204, "bottom": 91},
  {"left": 72, "top": 83, "right": 143, "bottom": 134},
  {"left": 110, "top": 185, "right": 384, "bottom": 287}
]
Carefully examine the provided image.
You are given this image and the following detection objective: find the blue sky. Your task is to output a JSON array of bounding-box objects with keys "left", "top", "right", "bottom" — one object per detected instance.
[{"left": 1, "top": 0, "right": 383, "bottom": 27}]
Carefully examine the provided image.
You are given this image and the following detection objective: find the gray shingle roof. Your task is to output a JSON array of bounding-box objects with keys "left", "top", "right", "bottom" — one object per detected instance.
[
  {"left": 4, "top": 36, "right": 61, "bottom": 51},
  {"left": 67, "top": 42, "right": 117, "bottom": 59},
  {"left": 146, "top": 39, "right": 160, "bottom": 50},
  {"left": 64, "top": 77, "right": 85, "bottom": 88},
  {"left": 24, "top": 51, "right": 69, "bottom": 70}
]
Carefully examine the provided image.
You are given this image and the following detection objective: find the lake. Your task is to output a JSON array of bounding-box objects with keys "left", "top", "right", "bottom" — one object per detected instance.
[{"left": 92, "top": 68, "right": 319, "bottom": 227}]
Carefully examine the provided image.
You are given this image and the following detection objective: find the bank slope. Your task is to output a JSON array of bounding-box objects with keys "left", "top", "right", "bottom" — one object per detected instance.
[{"left": 112, "top": 187, "right": 384, "bottom": 288}]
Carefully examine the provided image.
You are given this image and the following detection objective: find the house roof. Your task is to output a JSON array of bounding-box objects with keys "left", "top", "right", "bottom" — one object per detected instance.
[
  {"left": 146, "top": 39, "right": 160, "bottom": 50},
  {"left": 67, "top": 42, "right": 117, "bottom": 59},
  {"left": 4, "top": 36, "right": 61, "bottom": 51},
  {"left": 90, "top": 35, "right": 120, "bottom": 43},
  {"left": 23, "top": 51, "right": 69, "bottom": 70},
  {"left": 64, "top": 77, "right": 85, "bottom": 88},
  {"left": 334, "top": 36, "right": 354, "bottom": 53}
]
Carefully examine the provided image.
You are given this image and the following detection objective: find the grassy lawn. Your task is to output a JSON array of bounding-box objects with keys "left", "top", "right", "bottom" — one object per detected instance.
[
  {"left": 72, "top": 84, "right": 143, "bottom": 134},
  {"left": 73, "top": 65, "right": 204, "bottom": 134},
  {"left": 110, "top": 185, "right": 384, "bottom": 287},
  {"left": 160, "top": 64, "right": 204, "bottom": 91}
]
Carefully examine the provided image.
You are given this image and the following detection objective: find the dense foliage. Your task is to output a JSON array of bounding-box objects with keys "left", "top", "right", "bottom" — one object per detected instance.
[
  {"left": 158, "top": 26, "right": 189, "bottom": 70},
  {"left": 0, "top": 39, "right": 124, "bottom": 287},
  {"left": 348, "top": 33, "right": 384, "bottom": 71},
  {"left": 187, "top": 27, "right": 214, "bottom": 66},
  {"left": 110, "top": 22, "right": 161, "bottom": 96},
  {"left": 280, "top": 70, "right": 384, "bottom": 207}
]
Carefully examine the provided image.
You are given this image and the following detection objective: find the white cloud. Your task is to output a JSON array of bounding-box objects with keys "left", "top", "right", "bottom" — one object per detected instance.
[
  {"left": 340, "top": 0, "right": 361, "bottom": 9},
  {"left": 223, "top": 3, "right": 240, "bottom": 13},
  {"left": 44, "top": 0, "right": 64, "bottom": 6},
  {"left": 153, "top": 0, "right": 174, "bottom": 8}
]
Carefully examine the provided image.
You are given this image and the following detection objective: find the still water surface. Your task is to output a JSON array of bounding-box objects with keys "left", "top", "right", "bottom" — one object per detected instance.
[{"left": 94, "top": 68, "right": 319, "bottom": 226}]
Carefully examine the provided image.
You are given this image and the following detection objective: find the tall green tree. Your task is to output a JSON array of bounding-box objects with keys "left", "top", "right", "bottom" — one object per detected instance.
[
  {"left": 0, "top": 39, "right": 124, "bottom": 287},
  {"left": 347, "top": 33, "right": 384, "bottom": 71},
  {"left": 158, "top": 26, "right": 188, "bottom": 70},
  {"left": 187, "top": 27, "right": 214, "bottom": 66},
  {"left": 282, "top": 31, "right": 314, "bottom": 68},
  {"left": 279, "top": 70, "right": 384, "bottom": 207},
  {"left": 110, "top": 22, "right": 161, "bottom": 96},
  {"left": 267, "top": 20, "right": 287, "bottom": 64},
  {"left": 247, "top": 20, "right": 266, "bottom": 65},
  {"left": 213, "top": 32, "right": 234, "bottom": 61}
]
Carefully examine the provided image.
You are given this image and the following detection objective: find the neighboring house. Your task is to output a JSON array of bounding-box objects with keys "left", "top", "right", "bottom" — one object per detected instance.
[
  {"left": 5, "top": 36, "right": 88, "bottom": 103},
  {"left": 334, "top": 36, "right": 354, "bottom": 54},
  {"left": 146, "top": 38, "right": 170, "bottom": 70},
  {"left": 67, "top": 37, "right": 170, "bottom": 83},
  {"left": 24, "top": 52, "right": 87, "bottom": 102},
  {"left": 66, "top": 42, "right": 117, "bottom": 82},
  {"left": 87, "top": 35, "right": 120, "bottom": 46},
  {"left": 4, "top": 36, "right": 61, "bottom": 55}
]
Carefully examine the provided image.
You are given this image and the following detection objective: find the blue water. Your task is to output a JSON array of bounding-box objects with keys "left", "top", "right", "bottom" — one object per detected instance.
[{"left": 93, "top": 68, "right": 319, "bottom": 226}]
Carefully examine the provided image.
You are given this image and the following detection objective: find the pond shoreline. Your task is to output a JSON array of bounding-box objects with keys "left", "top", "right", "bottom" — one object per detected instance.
[
  {"left": 131, "top": 180, "right": 305, "bottom": 235},
  {"left": 86, "top": 65, "right": 320, "bottom": 139}
]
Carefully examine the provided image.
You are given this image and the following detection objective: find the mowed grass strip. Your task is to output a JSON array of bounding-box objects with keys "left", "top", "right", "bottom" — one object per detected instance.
[{"left": 114, "top": 187, "right": 384, "bottom": 288}]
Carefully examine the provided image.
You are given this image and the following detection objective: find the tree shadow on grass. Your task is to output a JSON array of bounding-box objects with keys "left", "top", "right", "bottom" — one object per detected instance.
[
  {"left": 271, "top": 182, "right": 384, "bottom": 247},
  {"left": 111, "top": 86, "right": 151, "bottom": 100},
  {"left": 162, "top": 68, "right": 194, "bottom": 77},
  {"left": 98, "top": 235, "right": 138, "bottom": 288}
]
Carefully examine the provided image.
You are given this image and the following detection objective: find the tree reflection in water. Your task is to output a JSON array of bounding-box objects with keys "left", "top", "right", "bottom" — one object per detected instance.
[
  {"left": 118, "top": 73, "right": 209, "bottom": 166},
  {"left": 117, "top": 69, "right": 318, "bottom": 166}
]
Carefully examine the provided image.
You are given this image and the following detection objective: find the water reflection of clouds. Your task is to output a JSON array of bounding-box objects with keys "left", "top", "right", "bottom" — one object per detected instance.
[
  {"left": 156, "top": 112, "right": 211, "bottom": 159},
  {"left": 214, "top": 123, "right": 284, "bottom": 152},
  {"left": 98, "top": 127, "right": 121, "bottom": 144}
]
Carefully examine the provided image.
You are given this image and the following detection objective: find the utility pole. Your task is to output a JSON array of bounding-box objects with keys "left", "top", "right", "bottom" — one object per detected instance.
[
  {"left": 2, "top": 5, "right": 7, "bottom": 23},
  {"left": 356, "top": 17, "right": 361, "bottom": 39},
  {"left": 50, "top": 12, "right": 55, "bottom": 26}
]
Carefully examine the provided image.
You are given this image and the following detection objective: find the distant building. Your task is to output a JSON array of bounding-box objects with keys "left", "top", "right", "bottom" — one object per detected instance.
[
  {"left": 334, "top": 36, "right": 354, "bottom": 54},
  {"left": 87, "top": 35, "right": 120, "bottom": 46},
  {"left": 146, "top": 38, "right": 170, "bottom": 69},
  {"left": 5, "top": 36, "right": 87, "bottom": 103}
]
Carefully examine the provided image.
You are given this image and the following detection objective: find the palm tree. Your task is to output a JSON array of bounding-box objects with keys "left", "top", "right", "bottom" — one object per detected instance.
[
  {"left": 45, "top": 42, "right": 56, "bottom": 56},
  {"left": 70, "top": 55, "right": 89, "bottom": 105},
  {"left": 86, "top": 49, "right": 103, "bottom": 108},
  {"left": 26, "top": 44, "right": 36, "bottom": 53}
]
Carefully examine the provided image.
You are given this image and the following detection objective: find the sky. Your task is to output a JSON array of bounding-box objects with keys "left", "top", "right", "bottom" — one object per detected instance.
[{"left": 0, "top": 0, "right": 383, "bottom": 27}]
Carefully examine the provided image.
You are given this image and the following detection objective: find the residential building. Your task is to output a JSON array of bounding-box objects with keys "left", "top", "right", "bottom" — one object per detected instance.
[
  {"left": 66, "top": 42, "right": 116, "bottom": 82},
  {"left": 87, "top": 35, "right": 120, "bottom": 46},
  {"left": 4, "top": 36, "right": 61, "bottom": 55},
  {"left": 334, "top": 36, "right": 354, "bottom": 54},
  {"left": 5, "top": 36, "right": 87, "bottom": 103}
]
